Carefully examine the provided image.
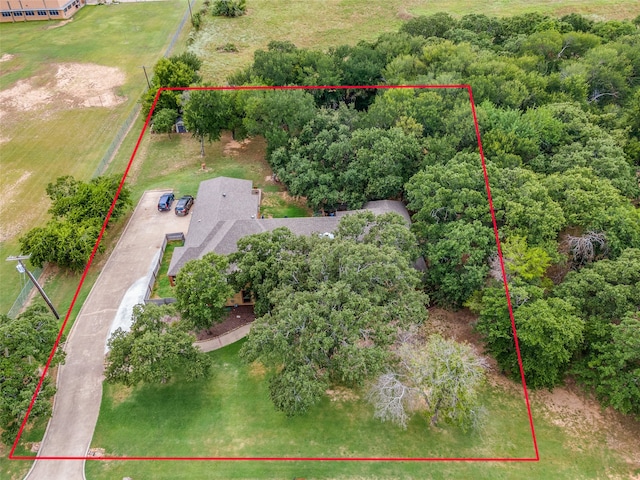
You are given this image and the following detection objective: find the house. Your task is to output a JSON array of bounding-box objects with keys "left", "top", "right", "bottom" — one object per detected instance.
[
  {"left": 167, "top": 177, "right": 416, "bottom": 306},
  {"left": 1, "top": 0, "right": 85, "bottom": 22}
]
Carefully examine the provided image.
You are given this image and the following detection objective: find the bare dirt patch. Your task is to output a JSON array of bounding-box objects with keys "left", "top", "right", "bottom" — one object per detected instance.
[
  {"left": 55, "top": 63, "right": 126, "bottom": 108},
  {"left": 220, "top": 131, "right": 268, "bottom": 164},
  {"left": 46, "top": 18, "right": 73, "bottom": 29},
  {"left": 248, "top": 361, "right": 266, "bottom": 379},
  {"left": 0, "top": 53, "right": 15, "bottom": 62},
  {"left": 531, "top": 380, "right": 640, "bottom": 469},
  {"left": 0, "top": 62, "right": 126, "bottom": 126},
  {"left": 222, "top": 136, "right": 252, "bottom": 155}
]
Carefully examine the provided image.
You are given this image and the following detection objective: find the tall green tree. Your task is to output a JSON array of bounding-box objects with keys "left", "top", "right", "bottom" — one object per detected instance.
[
  {"left": 175, "top": 252, "right": 234, "bottom": 330},
  {"left": 475, "top": 288, "right": 584, "bottom": 389},
  {"left": 46, "top": 174, "right": 131, "bottom": 224},
  {"left": 229, "top": 227, "right": 300, "bottom": 316},
  {"left": 243, "top": 89, "right": 317, "bottom": 154},
  {"left": 19, "top": 218, "right": 103, "bottom": 271},
  {"left": 19, "top": 175, "right": 131, "bottom": 271},
  {"left": 237, "top": 214, "right": 429, "bottom": 416},
  {"left": 142, "top": 56, "right": 201, "bottom": 116},
  {"left": 152, "top": 108, "right": 178, "bottom": 138},
  {"left": 182, "top": 89, "right": 231, "bottom": 156},
  {"left": 586, "top": 312, "right": 640, "bottom": 415},
  {"left": 105, "top": 304, "right": 211, "bottom": 386}
]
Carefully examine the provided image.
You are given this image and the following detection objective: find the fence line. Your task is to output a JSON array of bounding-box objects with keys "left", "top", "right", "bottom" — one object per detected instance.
[
  {"left": 143, "top": 233, "right": 184, "bottom": 305},
  {"left": 92, "top": 103, "right": 142, "bottom": 178},
  {"left": 164, "top": 0, "right": 197, "bottom": 58},
  {"left": 7, "top": 268, "right": 43, "bottom": 318}
]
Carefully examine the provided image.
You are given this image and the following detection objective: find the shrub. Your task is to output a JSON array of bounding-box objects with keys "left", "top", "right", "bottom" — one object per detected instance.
[{"left": 212, "top": 0, "right": 246, "bottom": 17}]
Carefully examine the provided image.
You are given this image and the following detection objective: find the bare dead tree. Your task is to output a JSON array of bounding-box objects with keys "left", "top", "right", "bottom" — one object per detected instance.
[
  {"left": 488, "top": 253, "right": 511, "bottom": 283},
  {"left": 588, "top": 90, "right": 619, "bottom": 103},
  {"left": 368, "top": 372, "right": 411, "bottom": 428},
  {"left": 566, "top": 231, "right": 607, "bottom": 266},
  {"left": 557, "top": 40, "right": 572, "bottom": 59},
  {"left": 369, "top": 335, "right": 488, "bottom": 430}
]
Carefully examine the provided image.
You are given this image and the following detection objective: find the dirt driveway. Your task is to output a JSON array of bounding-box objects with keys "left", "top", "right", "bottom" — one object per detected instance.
[{"left": 25, "top": 190, "right": 190, "bottom": 480}]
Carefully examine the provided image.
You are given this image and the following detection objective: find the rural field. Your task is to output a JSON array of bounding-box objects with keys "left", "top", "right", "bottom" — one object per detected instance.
[
  {"left": 189, "top": 0, "right": 640, "bottom": 83},
  {"left": 0, "top": 1, "right": 188, "bottom": 313},
  {"left": 2, "top": 1, "right": 640, "bottom": 479}
]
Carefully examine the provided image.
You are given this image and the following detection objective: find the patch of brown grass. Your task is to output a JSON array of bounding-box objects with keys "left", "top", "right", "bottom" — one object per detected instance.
[
  {"left": 109, "top": 384, "right": 134, "bottom": 407},
  {"left": 325, "top": 386, "right": 359, "bottom": 402},
  {"left": 248, "top": 361, "right": 267, "bottom": 379}
]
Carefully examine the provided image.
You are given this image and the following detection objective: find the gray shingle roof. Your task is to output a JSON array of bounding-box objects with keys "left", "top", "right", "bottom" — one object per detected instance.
[{"left": 168, "top": 177, "right": 412, "bottom": 277}]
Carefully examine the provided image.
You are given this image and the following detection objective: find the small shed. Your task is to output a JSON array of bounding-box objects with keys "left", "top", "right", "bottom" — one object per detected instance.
[{"left": 175, "top": 116, "right": 187, "bottom": 134}]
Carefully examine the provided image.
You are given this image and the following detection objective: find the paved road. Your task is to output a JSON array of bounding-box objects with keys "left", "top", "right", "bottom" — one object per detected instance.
[{"left": 25, "top": 191, "right": 190, "bottom": 480}]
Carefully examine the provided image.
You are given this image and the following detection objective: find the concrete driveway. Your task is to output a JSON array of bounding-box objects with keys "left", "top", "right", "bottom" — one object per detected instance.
[{"left": 24, "top": 190, "right": 190, "bottom": 480}]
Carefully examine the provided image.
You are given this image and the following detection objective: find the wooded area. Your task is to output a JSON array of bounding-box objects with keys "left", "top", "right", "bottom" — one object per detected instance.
[{"left": 206, "top": 12, "right": 639, "bottom": 417}]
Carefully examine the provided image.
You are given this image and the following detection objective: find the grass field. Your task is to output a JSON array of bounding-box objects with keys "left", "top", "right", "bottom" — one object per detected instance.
[
  {"left": 190, "top": 0, "right": 640, "bottom": 83},
  {"left": 0, "top": 1, "right": 188, "bottom": 313},
  {"left": 81, "top": 340, "right": 637, "bottom": 480}
]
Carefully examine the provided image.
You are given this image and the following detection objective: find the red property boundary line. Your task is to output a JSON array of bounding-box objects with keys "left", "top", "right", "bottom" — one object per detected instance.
[{"left": 10, "top": 84, "right": 540, "bottom": 462}]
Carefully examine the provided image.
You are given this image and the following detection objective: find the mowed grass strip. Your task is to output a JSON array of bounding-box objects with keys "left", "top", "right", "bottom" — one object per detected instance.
[
  {"left": 85, "top": 340, "right": 633, "bottom": 480},
  {"left": 0, "top": 1, "right": 187, "bottom": 312},
  {"left": 152, "top": 240, "right": 184, "bottom": 299}
]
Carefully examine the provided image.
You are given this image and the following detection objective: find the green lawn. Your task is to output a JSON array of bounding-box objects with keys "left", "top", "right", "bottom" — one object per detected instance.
[
  {"left": 152, "top": 240, "right": 184, "bottom": 299},
  {"left": 0, "top": 1, "right": 188, "bottom": 313},
  {"left": 113, "top": 129, "right": 289, "bottom": 204},
  {"left": 260, "top": 192, "right": 312, "bottom": 218},
  {"left": 81, "top": 340, "right": 634, "bottom": 480}
]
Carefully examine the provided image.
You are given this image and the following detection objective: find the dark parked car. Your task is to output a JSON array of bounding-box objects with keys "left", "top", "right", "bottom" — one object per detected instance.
[
  {"left": 158, "top": 192, "right": 175, "bottom": 212},
  {"left": 175, "top": 195, "right": 194, "bottom": 216}
]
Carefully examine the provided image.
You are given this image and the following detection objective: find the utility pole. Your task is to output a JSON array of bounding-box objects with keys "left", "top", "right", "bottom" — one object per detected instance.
[
  {"left": 141, "top": 65, "right": 151, "bottom": 89},
  {"left": 6, "top": 255, "right": 60, "bottom": 319},
  {"left": 187, "top": 0, "right": 193, "bottom": 24}
]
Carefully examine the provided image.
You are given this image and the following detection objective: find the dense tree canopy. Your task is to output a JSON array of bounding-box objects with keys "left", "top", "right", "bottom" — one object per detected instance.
[
  {"left": 19, "top": 175, "right": 131, "bottom": 271},
  {"left": 474, "top": 287, "right": 584, "bottom": 389},
  {"left": 586, "top": 312, "right": 640, "bottom": 415},
  {"left": 0, "top": 305, "right": 63, "bottom": 445},
  {"left": 236, "top": 213, "right": 429, "bottom": 416},
  {"left": 220, "top": 12, "right": 639, "bottom": 413}
]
